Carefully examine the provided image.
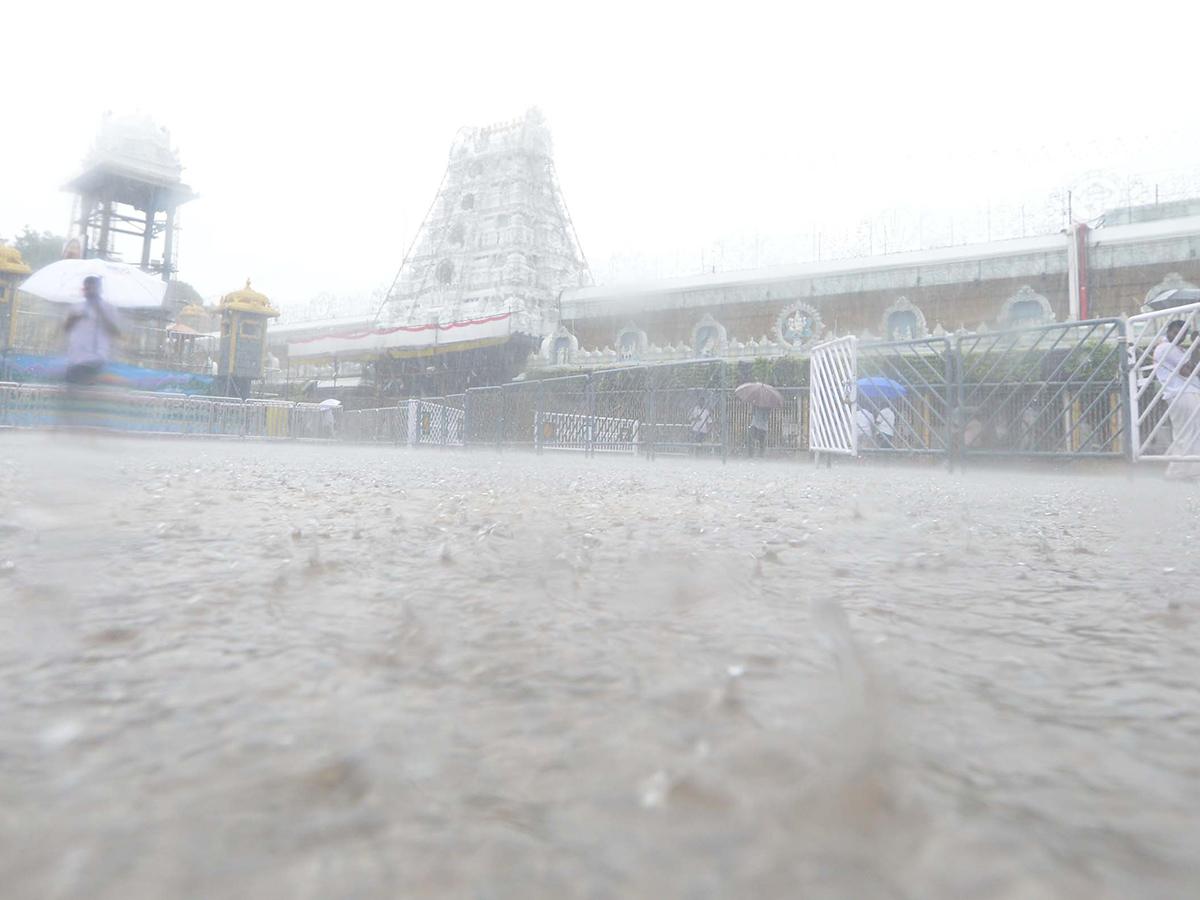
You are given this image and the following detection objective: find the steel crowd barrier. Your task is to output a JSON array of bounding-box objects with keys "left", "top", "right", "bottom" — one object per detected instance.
[
  {"left": 537, "top": 375, "right": 590, "bottom": 454},
  {"left": 2, "top": 316, "right": 1152, "bottom": 468},
  {"left": 956, "top": 319, "right": 1128, "bottom": 463},
  {"left": 726, "top": 386, "right": 807, "bottom": 457},
  {"left": 645, "top": 359, "right": 728, "bottom": 461},
  {"left": 1126, "top": 300, "right": 1200, "bottom": 469},
  {"left": 809, "top": 336, "right": 859, "bottom": 458},
  {"left": 857, "top": 337, "right": 956, "bottom": 458},
  {"left": 0, "top": 387, "right": 359, "bottom": 441}
]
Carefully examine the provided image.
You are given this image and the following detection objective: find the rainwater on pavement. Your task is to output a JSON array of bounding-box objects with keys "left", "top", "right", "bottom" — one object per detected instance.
[{"left": 1, "top": 433, "right": 1198, "bottom": 899}]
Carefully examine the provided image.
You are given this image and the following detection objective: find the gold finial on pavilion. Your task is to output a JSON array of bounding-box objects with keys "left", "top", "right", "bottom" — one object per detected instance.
[{"left": 219, "top": 278, "right": 278, "bottom": 317}]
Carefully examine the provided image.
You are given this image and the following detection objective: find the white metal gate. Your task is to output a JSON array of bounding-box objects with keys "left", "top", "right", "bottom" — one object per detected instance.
[
  {"left": 1127, "top": 300, "right": 1200, "bottom": 467},
  {"left": 809, "top": 335, "right": 858, "bottom": 457}
]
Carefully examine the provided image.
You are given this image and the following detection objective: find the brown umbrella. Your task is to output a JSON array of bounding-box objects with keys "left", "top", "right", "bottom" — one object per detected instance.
[{"left": 734, "top": 382, "right": 785, "bottom": 408}]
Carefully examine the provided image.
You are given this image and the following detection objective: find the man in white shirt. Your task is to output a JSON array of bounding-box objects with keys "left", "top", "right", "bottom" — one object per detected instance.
[
  {"left": 875, "top": 403, "right": 897, "bottom": 450},
  {"left": 689, "top": 392, "right": 713, "bottom": 448},
  {"left": 854, "top": 406, "right": 875, "bottom": 450},
  {"left": 63, "top": 276, "right": 120, "bottom": 385},
  {"left": 1152, "top": 319, "right": 1200, "bottom": 479}
]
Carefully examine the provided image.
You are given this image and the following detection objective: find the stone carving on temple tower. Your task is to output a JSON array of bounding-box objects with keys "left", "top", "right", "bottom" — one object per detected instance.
[{"left": 384, "top": 108, "right": 590, "bottom": 336}]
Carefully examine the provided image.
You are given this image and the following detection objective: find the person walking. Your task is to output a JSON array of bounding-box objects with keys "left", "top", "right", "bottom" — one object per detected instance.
[
  {"left": 875, "top": 401, "right": 896, "bottom": 450},
  {"left": 854, "top": 405, "right": 875, "bottom": 450},
  {"left": 748, "top": 403, "right": 770, "bottom": 457},
  {"left": 63, "top": 275, "right": 120, "bottom": 386},
  {"left": 733, "top": 382, "right": 784, "bottom": 459},
  {"left": 59, "top": 275, "right": 119, "bottom": 430},
  {"left": 689, "top": 391, "right": 713, "bottom": 452},
  {"left": 1152, "top": 319, "right": 1200, "bottom": 480}
]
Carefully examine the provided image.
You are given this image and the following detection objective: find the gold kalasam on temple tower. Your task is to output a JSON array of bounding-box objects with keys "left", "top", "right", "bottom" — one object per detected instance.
[
  {"left": 0, "top": 244, "right": 33, "bottom": 351},
  {"left": 217, "top": 279, "right": 279, "bottom": 397}
]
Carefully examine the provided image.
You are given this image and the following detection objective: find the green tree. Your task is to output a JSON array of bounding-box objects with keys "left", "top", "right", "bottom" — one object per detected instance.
[
  {"left": 14, "top": 227, "right": 66, "bottom": 272},
  {"left": 166, "top": 280, "right": 204, "bottom": 305}
]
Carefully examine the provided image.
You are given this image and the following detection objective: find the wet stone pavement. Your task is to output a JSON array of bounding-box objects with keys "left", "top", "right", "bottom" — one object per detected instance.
[{"left": 1, "top": 433, "right": 1198, "bottom": 899}]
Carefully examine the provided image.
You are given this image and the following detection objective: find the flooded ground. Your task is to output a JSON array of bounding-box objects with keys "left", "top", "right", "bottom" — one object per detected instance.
[{"left": 1, "top": 433, "right": 1198, "bottom": 899}]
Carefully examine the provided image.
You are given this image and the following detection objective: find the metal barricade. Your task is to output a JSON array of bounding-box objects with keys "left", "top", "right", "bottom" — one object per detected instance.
[
  {"left": 646, "top": 360, "right": 728, "bottom": 460},
  {"left": 208, "top": 396, "right": 247, "bottom": 437},
  {"left": 537, "top": 375, "right": 590, "bottom": 453},
  {"left": 1127, "top": 301, "right": 1200, "bottom": 468},
  {"left": 464, "top": 386, "right": 503, "bottom": 448},
  {"left": 179, "top": 395, "right": 213, "bottom": 436},
  {"left": 1, "top": 383, "right": 57, "bottom": 429},
  {"left": 291, "top": 403, "right": 327, "bottom": 440},
  {"left": 809, "top": 336, "right": 858, "bottom": 457},
  {"left": 372, "top": 405, "right": 398, "bottom": 443},
  {"left": 439, "top": 399, "right": 465, "bottom": 446},
  {"left": 858, "top": 337, "right": 955, "bottom": 460},
  {"left": 398, "top": 399, "right": 417, "bottom": 445},
  {"left": 727, "top": 386, "right": 808, "bottom": 457},
  {"left": 956, "top": 319, "right": 1127, "bottom": 462},
  {"left": 588, "top": 367, "right": 647, "bottom": 455},
  {"left": 442, "top": 395, "right": 466, "bottom": 446},
  {"left": 413, "top": 398, "right": 450, "bottom": 446},
  {"left": 123, "top": 391, "right": 191, "bottom": 434},
  {"left": 0, "top": 382, "right": 16, "bottom": 427},
  {"left": 244, "top": 399, "right": 293, "bottom": 438},
  {"left": 500, "top": 381, "right": 541, "bottom": 451},
  {"left": 157, "top": 393, "right": 203, "bottom": 435},
  {"left": 340, "top": 409, "right": 363, "bottom": 442},
  {"left": 362, "top": 407, "right": 384, "bottom": 442}
]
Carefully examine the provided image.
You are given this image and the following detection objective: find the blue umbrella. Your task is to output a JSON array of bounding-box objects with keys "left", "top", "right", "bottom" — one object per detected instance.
[{"left": 857, "top": 377, "right": 907, "bottom": 399}]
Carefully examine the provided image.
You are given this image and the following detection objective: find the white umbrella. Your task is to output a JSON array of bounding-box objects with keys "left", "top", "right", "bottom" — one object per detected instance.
[
  {"left": 318, "top": 398, "right": 342, "bottom": 409},
  {"left": 19, "top": 259, "right": 167, "bottom": 308}
]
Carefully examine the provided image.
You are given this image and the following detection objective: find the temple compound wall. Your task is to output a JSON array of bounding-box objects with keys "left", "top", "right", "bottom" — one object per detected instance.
[{"left": 547, "top": 211, "right": 1200, "bottom": 367}]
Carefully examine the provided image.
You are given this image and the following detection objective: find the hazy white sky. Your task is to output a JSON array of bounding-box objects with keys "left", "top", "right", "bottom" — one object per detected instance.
[{"left": 4, "top": 1, "right": 1195, "bottom": 313}]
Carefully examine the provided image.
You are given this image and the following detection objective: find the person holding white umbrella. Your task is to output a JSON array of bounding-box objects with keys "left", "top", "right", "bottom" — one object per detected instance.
[
  {"left": 21, "top": 258, "right": 165, "bottom": 385},
  {"left": 63, "top": 275, "right": 121, "bottom": 385}
]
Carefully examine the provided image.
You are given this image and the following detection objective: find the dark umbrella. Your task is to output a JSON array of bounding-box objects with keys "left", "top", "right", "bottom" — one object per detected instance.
[
  {"left": 856, "top": 377, "right": 907, "bottom": 399},
  {"left": 1146, "top": 288, "right": 1200, "bottom": 311},
  {"left": 734, "top": 382, "right": 785, "bottom": 408}
]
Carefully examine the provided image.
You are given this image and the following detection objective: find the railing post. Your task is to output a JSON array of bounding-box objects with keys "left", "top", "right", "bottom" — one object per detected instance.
[
  {"left": 954, "top": 339, "right": 967, "bottom": 471},
  {"left": 1118, "top": 330, "right": 1135, "bottom": 466},
  {"left": 721, "top": 359, "right": 729, "bottom": 464},
  {"left": 646, "top": 371, "right": 656, "bottom": 461},
  {"left": 943, "top": 338, "right": 956, "bottom": 471},
  {"left": 497, "top": 389, "right": 505, "bottom": 454},
  {"left": 586, "top": 376, "right": 595, "bottom": 459},
  {"left": 535, "top": 380, "right": 544, "bottom": 455},
  {"left": 464, "top": 390, "right": 473, "bottom": 452}
]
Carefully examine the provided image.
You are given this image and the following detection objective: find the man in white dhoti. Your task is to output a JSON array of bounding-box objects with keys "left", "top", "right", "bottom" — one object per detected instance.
[{"left": 1152, "top": 320, "right": 1200, "bottom": 480}]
